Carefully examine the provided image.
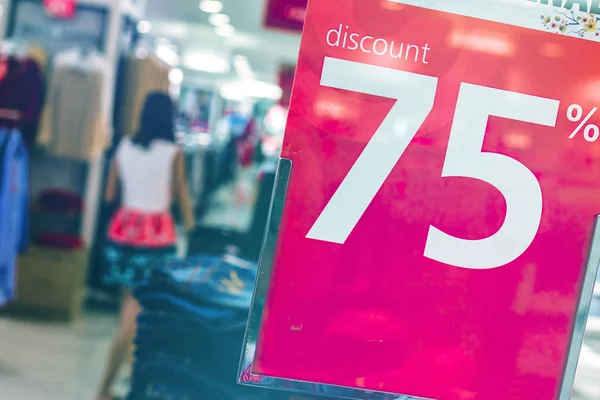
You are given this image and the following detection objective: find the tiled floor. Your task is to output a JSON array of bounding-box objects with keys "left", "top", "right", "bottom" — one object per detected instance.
[{"left": 0, "top": 312, "right": 117, "bottom": 400}]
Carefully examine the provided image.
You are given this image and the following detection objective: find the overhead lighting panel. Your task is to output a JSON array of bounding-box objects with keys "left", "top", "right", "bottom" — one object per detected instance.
[
  {"left": 137, "top": 20, "right": 151, "bottom": 34},
  {"left": 183, "top": 52, "right": 230, "bottom": 74},
  {"left": 199, "top": 0, "right": 223, "bottom": 13},
  {"left": 215, "top": 24, "right": 235, "bottom": 37},
  {"left": 169, "top": 68, "right": 184, "bottom": 85},
  {"left": 209, "top": 13, "right": 230, "bottom": 26}
]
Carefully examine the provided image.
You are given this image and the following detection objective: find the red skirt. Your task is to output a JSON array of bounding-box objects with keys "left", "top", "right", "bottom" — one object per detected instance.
[{"left": 107, "top": 208, "right": 177, "bottom": 247}]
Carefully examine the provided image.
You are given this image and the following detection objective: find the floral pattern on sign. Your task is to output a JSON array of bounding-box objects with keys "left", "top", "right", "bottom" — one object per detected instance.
[{"left": 541, "top": 10, "right": 600, "bottom": 37}]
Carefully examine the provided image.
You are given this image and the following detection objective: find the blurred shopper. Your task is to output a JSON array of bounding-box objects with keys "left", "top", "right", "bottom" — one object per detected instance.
[{"left": 95, "top": 92, "right": 195, "bottom": 400}]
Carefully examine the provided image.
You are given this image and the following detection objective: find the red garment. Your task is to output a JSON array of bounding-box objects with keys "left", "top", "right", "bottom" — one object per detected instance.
[
  {"left": 36, "top": 232, "right": 84, "bottom": 249},
  {"left": 108, "top": 208, "right": 177, "bottom": 247},
  {"left": 0, "top": 57, "right": 44, "bottom": 149},
  {"left": 38, "top": 189, "right": 84, "bottom": 214}
]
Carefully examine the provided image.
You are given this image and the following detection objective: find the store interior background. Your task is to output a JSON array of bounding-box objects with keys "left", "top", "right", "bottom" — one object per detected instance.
[{"left": 0, "top": 0, "right": 600, "bottom": 399}]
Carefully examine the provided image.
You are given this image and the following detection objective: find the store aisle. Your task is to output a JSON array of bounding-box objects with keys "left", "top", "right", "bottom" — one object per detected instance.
[
  {"left": 198, "top": 167, "right": 257, "bottom": 232},
  {"left": 0, "top": 170, "right": 256, "bottom": 400}
]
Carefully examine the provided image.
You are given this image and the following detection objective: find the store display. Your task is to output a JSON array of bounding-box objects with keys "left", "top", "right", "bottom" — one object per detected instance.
[
  {"left": 129, "top": 255, "right": 269, "bottom": 400},
  {"left": 178, "top": 87, "right": 212, "bottom": 132},
  {"left": 38, "top": 47, "right": 110, "bottom": 160},
  {"left": 38, "top": 188, "right": 84, "bottom": 213},
  {"left": 10, "top": 244, "right": 88, "bottom": 320},
  {"left": 43, "top": 0, "right": 77, "bottom": 20},
  {"left": 31, "top": 188, "right": 83, "bottom": 237},
  {"left": 241, "top": 0, "right": 600, "bottom": 399},
  {"left": 0, "top": 130, "right": 29, "bottom": 307}
]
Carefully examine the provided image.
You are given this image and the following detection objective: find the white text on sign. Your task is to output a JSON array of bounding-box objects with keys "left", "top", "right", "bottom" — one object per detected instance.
[{"left": 306, "top": 57, "right": 560, "bottom": 270}]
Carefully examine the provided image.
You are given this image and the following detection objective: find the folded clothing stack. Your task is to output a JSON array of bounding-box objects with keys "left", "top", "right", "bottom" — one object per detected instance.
[
  {"left": 31, "top": 188, "right": 84, "bottom": 247},
  {"left": 128, "top": 254, "right": 272, "bottom": 400},
  {"left": 187, "top": 226, "right": 263, "bottom": 263}
]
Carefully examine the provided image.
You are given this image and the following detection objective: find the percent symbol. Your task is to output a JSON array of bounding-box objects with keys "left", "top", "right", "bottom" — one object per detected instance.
[{"left": 567, "top": 104, "right": 600, "bottom": 142}]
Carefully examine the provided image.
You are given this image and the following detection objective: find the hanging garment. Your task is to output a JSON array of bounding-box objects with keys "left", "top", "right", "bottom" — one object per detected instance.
[
  {"left": 37, "top": 48, "right": 110, "bottom": 160},
  {"left": 119, "top": 55, "right": 170, "bottom": 137},
  {"left": 0, "top": 130, "right": 29, "bottom": 305},
  {"left": 0, "top": 57, "right": 45, "bottom": 150}
]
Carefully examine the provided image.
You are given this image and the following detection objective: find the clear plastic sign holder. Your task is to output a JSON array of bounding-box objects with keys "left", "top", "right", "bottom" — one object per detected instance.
[{"left": 238, "top": 157, "right": 600, "bottom": 400}]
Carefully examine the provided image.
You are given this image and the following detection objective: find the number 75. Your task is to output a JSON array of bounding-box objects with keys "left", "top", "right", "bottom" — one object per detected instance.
[{"left": 306, "top": 57, "right": 560, "bottom": 270}]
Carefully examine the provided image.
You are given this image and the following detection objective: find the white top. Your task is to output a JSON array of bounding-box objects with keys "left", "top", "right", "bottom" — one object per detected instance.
[{"left": 116, "top": 137, "right": 179, "bottom": 213}]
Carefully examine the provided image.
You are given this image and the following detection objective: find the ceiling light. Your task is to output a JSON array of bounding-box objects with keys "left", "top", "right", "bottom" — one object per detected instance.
[
  {"left": 183, "top": 52, "right": 230, "bottom": 73},
  {"left": 155, "top": 43, "right": 179, "bottom": 66},
  {"left": 236, "top": 67, "right": 253, "bottom": 75},
  {"left": 169, "top": 68, "right": 184, "bottom": 85},
  {"left": 199, "top": 0, "right": 223, "bottom": 13},
  {"left": 236, "top": 64, "right": 253, "bottom": 72},
  {"left": 135, "top": 47, "right": 149, "bottom": 59},
  {"left": 220, "top": 80, "right": 282, "bottom": 100},
  {"left": 235, "top": 65, "right": 250, "bottom": 73},
  {"left": 238, "top": 71, "right": 255, "bottom": 80},
  {"left": 233, "top": 56, "right": 249, "bottom": 67},
  {"left": 153, "top": 22, "right": 189, "bottom": 39},
  {"left": 215, "top": 24, "right": 235, "bottom": 37},
  {"left": 155, "top": 37, "right": 170, "bottom": 46},
  {"left": 209, "top": 13, "right": 230, "bottom": 26},
  {"left": 137, "top": 20, "right": 151, "bottom": 34}
]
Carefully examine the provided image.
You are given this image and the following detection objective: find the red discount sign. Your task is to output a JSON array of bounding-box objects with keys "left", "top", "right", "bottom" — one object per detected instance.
[
  {"left": 240, "top": 0, "right": 600, "bottom": 399},
  {"left": 43, "top": 0, "right": 76, "bottom": 19}
]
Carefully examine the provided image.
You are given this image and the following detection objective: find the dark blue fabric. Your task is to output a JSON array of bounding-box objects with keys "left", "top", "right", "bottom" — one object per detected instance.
[
  {"left": 128, "top": 254, "right": 263, "bottom": 400},
  {"left": 145, "top": 254, "right": 257, "bottom": 309},
  {"left": 103, "top": 240, "right": 176, "bottom": 289},
  {"left": 135, "top": 294, "right": 244, "bottom": 331},
  {"left": 0, "top": 130, "right": 29, "bottom": 306}
]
